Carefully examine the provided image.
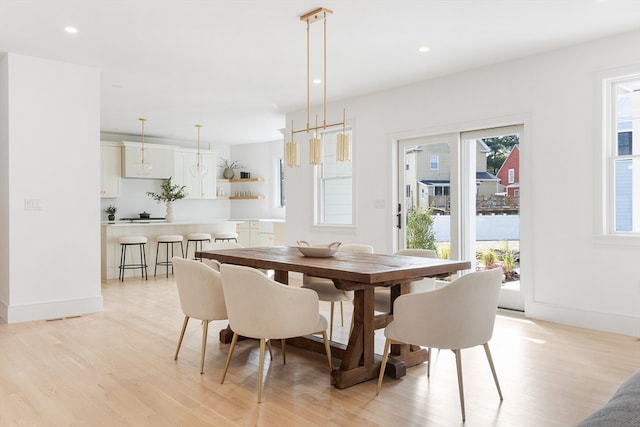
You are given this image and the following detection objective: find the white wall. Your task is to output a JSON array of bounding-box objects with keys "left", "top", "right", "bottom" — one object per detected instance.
[
  {"left": 230, "top": 140, "right": 286, "bottom": 220},
  {"left": 285, "top": 31, "right": 640, "bottom": 337},
  {"left": 0, "top": 53, "right": 102, "bottom": 322}
]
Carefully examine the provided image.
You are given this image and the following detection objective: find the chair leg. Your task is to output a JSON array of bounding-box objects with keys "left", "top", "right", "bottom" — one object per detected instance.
[
  {"left": 339, "top": 301, "right": 344, "bottom": 326},
  {"left": 321, "top": 331, "right": 332, "bottom": 371},
  {"left": 119, "top": 244, "right": 126, "bottom": 281},
  {"left": 376, "top": 338, "right": 392, "bottom": 395},
  {"left": 266, "top": 339, "right": 274, "bottom": 361},
  {"left": 174, "top": 316, "right": 189, "bottom": 360},
  {"left": 329, "top": 302, "right": 335, "bottom": 341},
  {"left": 281, "top": 339, "right": 286, "bottom": 365},
  {"left": 427, "top": 347, "right": 431, "bottom": 377},
  {"left": 154, "top": 242, "right": 160, "bottom": 277},
  {"left": 483, "top": 343, "right": 503, "bottom": 400},
  {"left": 453, "top": 349, "right": 466, "bottom": 421},
  {"left": 200, "top": 320, "right": 209, "bottom": 374},
  {"left": 221, "top": 332, "right": 238, "bottom": 384},
  {"left": 257, "top": 338, "right": 266, "bottom": 403}
]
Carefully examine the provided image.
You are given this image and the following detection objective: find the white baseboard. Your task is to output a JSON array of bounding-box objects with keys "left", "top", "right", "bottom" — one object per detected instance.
[
  {"left": 1, "top": 296, "right": 103, "bottom": 324},
  {"left": 526, "top": 301, "right": 640, "bottom": 338}
]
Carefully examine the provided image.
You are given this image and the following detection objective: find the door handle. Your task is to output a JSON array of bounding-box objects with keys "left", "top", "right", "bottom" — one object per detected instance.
[{"left": 396, "top": 203, "right": 402, "bottom": 229}]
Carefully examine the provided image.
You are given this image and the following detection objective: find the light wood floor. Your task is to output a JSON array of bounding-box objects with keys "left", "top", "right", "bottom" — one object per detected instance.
[{"left": 1, "top": 275, "right": 638, "bottom": 427}]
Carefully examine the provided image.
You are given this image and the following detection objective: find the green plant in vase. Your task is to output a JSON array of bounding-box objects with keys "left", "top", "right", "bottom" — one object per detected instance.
[
  {"left": 104, "top": 205, "right": 117, "bottom": 222},
  {"left": 146, "top": 177, "right": 186, "bottom": 222}
]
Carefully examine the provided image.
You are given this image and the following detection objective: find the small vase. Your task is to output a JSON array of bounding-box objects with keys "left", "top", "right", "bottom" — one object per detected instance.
[
  {"left": 165, "top": 202, "right": 175, "bottom": 223},
  {"left": 108, "top": 214, "right": 115, "bottom": 222},
  {"left": 223, "top": 167, "right": 235, "bottom": 179}
]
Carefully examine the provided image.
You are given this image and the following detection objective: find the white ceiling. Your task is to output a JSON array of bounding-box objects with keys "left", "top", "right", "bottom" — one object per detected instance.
[{"left": 1, "top": 0, "right": 638, "bottom": 145}]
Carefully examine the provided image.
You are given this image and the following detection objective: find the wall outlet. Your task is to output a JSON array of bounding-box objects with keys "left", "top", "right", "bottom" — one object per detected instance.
[{"left": 24, "top": 198, "right": 43, "bottom": 211}]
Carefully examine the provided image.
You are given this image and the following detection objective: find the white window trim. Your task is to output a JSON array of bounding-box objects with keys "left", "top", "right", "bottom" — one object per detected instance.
[
  {"left": 313, "top": 127, "right": 356, "bottom": 227},
  {"left": 596, "top": 66, "right": 639, "bottom": 238}
]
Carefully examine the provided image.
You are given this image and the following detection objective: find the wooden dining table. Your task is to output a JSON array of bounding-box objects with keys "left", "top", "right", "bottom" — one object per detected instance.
[{"left": 196, "top": 246, "right": 471, "bottom": 389}]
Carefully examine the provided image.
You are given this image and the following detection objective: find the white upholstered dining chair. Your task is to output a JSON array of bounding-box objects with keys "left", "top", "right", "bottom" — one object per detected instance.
[
  {"left": 373, "top": 248, "right": 438, "bottom": 314},
  {"left": 172, "top": 257, "right": 228, "bottom": 374},
  {"left": 201, "top": 241, "right": 274, "bottom": 279},
  {"left": 219, "top": 264, "right": 332, "bottom": 403},
  {"left": 376, "top": 268, "right": 504, "bottom": 421},
  {"left": 301, "top": 243, "right": 374, "bottom": 340}
]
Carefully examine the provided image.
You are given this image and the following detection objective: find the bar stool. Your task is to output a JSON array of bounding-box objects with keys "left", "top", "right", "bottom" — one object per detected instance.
[
  {"left": 185, "top": 233, "right": 211, "bottom": 261},
  {"left": 155, "top": 234, "right": 184, "bottom": 277},
  {"left": 213, "top": 232, "right": 238, "bottom": 242},
  {"left": 118, "top": 236, "right": 148, "bottom": 281}
]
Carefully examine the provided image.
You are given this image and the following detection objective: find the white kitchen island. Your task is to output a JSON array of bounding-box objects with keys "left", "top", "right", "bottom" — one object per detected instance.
[{"left": 101, "top": 220, "right": 243, "bottom": 280}]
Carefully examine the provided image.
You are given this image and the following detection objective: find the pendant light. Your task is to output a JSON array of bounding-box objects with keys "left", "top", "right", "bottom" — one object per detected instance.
[
  {"left": 190, "top": 124, "right": 208, "bottom": 178},
  {"left": 287, "top": 7, "right": 349, "bottom": 167},
  {"left": 137, "top": 117, "right": 152, "bottom": 176},
  {"left": 336, "top": 109, "right": 350, "bottom": 162},
  {"left": 285, "top": 120, "right": 299, "bottom": 167}
]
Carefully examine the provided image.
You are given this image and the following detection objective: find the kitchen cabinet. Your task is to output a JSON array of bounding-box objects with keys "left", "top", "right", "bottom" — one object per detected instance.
[
  {"left": 237, "top": 220, "right": 260, "bottom": 247},
  {"left": 173, "top": 149, "right": 217, "bottom": 199},
  {"left": 122, "top": 141, "right": 176, "bottom": 179},
  {"left": 237, "top": 220, "right": 285, "bottom": 247},
  {"left": 100, "top": 143, "right": 121, "bottom": 198}
]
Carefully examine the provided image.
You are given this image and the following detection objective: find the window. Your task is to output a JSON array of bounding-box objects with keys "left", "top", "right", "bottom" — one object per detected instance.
[
  {"left": 278, "top": 157, "right": 285, "bottom": 207},
  {"left": 605, "top": 74, "right": 639, "bottom": 234},
  {"left": 508, "top": 168, "right": 515, "bottom": 184},
  {"left": 316, "top": 129, "right": 353, "bottom": 225},
  {"left": 430, "top": 155, "right": 439, "bottom": 170}
]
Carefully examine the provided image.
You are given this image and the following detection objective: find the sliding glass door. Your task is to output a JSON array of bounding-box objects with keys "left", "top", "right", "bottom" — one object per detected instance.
[{"left": 398, "top": 125, "right": 524, "bottom": 310}]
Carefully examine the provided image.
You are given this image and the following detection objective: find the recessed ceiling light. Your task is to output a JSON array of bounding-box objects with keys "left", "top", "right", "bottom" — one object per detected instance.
[
  {"left": 65, "top": 26, "right": 78, "bottom": 34},
  {"left": 312, "top": 79, "right": 322, "bottom": 85},
  {"left": 418, "top": 46, "right": 430, "bottom": 53}
]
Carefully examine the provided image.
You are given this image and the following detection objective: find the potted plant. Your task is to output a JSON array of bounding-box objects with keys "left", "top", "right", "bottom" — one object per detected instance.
[
  {"left": 104, "top": 205, "right": 117, "bottom": 222},
  {"left": 146, "top": 177, "right": 186, "bottom": 222},
  {"left": 218, "top": 158, "right": 243, "bottom": 179}
]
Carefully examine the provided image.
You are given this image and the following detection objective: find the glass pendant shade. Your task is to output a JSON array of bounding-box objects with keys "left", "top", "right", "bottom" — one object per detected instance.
[
  {"left": 190, "top": 124, "right": 208, "bottom": 178},
  {"left": 136, "top": 117, "right": 152, "bottom": 176},
  {"left": 190, "top": 155, "right": 209, "bottom": 178},
  {"left": 137, "top": 159, "right": 153, "bottom": 176}
]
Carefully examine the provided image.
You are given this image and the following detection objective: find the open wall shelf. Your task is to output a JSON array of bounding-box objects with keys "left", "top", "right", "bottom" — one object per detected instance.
[{"left": 218, "top": 177, "right": 265, "bottom": 183}]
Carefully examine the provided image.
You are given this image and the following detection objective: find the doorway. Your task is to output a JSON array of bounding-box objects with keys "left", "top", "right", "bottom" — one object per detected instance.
[{"left": 397, "top": 125, "right": 524, "bottom": 310}]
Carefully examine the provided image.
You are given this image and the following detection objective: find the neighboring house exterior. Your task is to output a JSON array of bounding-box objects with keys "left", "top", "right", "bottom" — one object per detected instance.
[
  {"left": 496, "top": 145, "right": 520, "bottom": 196},
  {"left": 408, "top": 140, "right": 501, "bottom": 212}
]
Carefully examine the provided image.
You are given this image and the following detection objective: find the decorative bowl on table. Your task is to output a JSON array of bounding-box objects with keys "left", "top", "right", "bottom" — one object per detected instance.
[{"left": 296, "top": 241, "right": 341, "bottom": 258}]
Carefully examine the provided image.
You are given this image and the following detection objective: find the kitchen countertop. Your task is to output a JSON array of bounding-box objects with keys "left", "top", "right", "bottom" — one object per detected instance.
[{"left": 101, "top": 219, "right": 245, "bottom": 226}]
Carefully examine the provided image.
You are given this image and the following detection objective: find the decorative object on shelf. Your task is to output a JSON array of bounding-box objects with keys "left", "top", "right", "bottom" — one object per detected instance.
[
  {"left": 286, "top": 7, "right": 349, "bottom": 167},
  {"left": 136, "top": 117, "right": 153, "bottom": 176},
  {"left": 104, "top": 205, "right": 117, "bottom": 222},
  {"left": 190, "top": 124, "right": 208, "bottom": 179},
  {"left": 146, "top": 177, "right": 186, "bottom": 223},
  {"left": 239, "top": 171, "right": 251, "bottom": 179},
  {"left": 219, "top": 158, "right": 243, "bottom": 179}
]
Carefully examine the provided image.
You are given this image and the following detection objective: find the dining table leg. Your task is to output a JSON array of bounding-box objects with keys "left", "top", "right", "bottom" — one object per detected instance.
[{"left": 330, "top": 286, "right": 381, "bottom": 389}]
